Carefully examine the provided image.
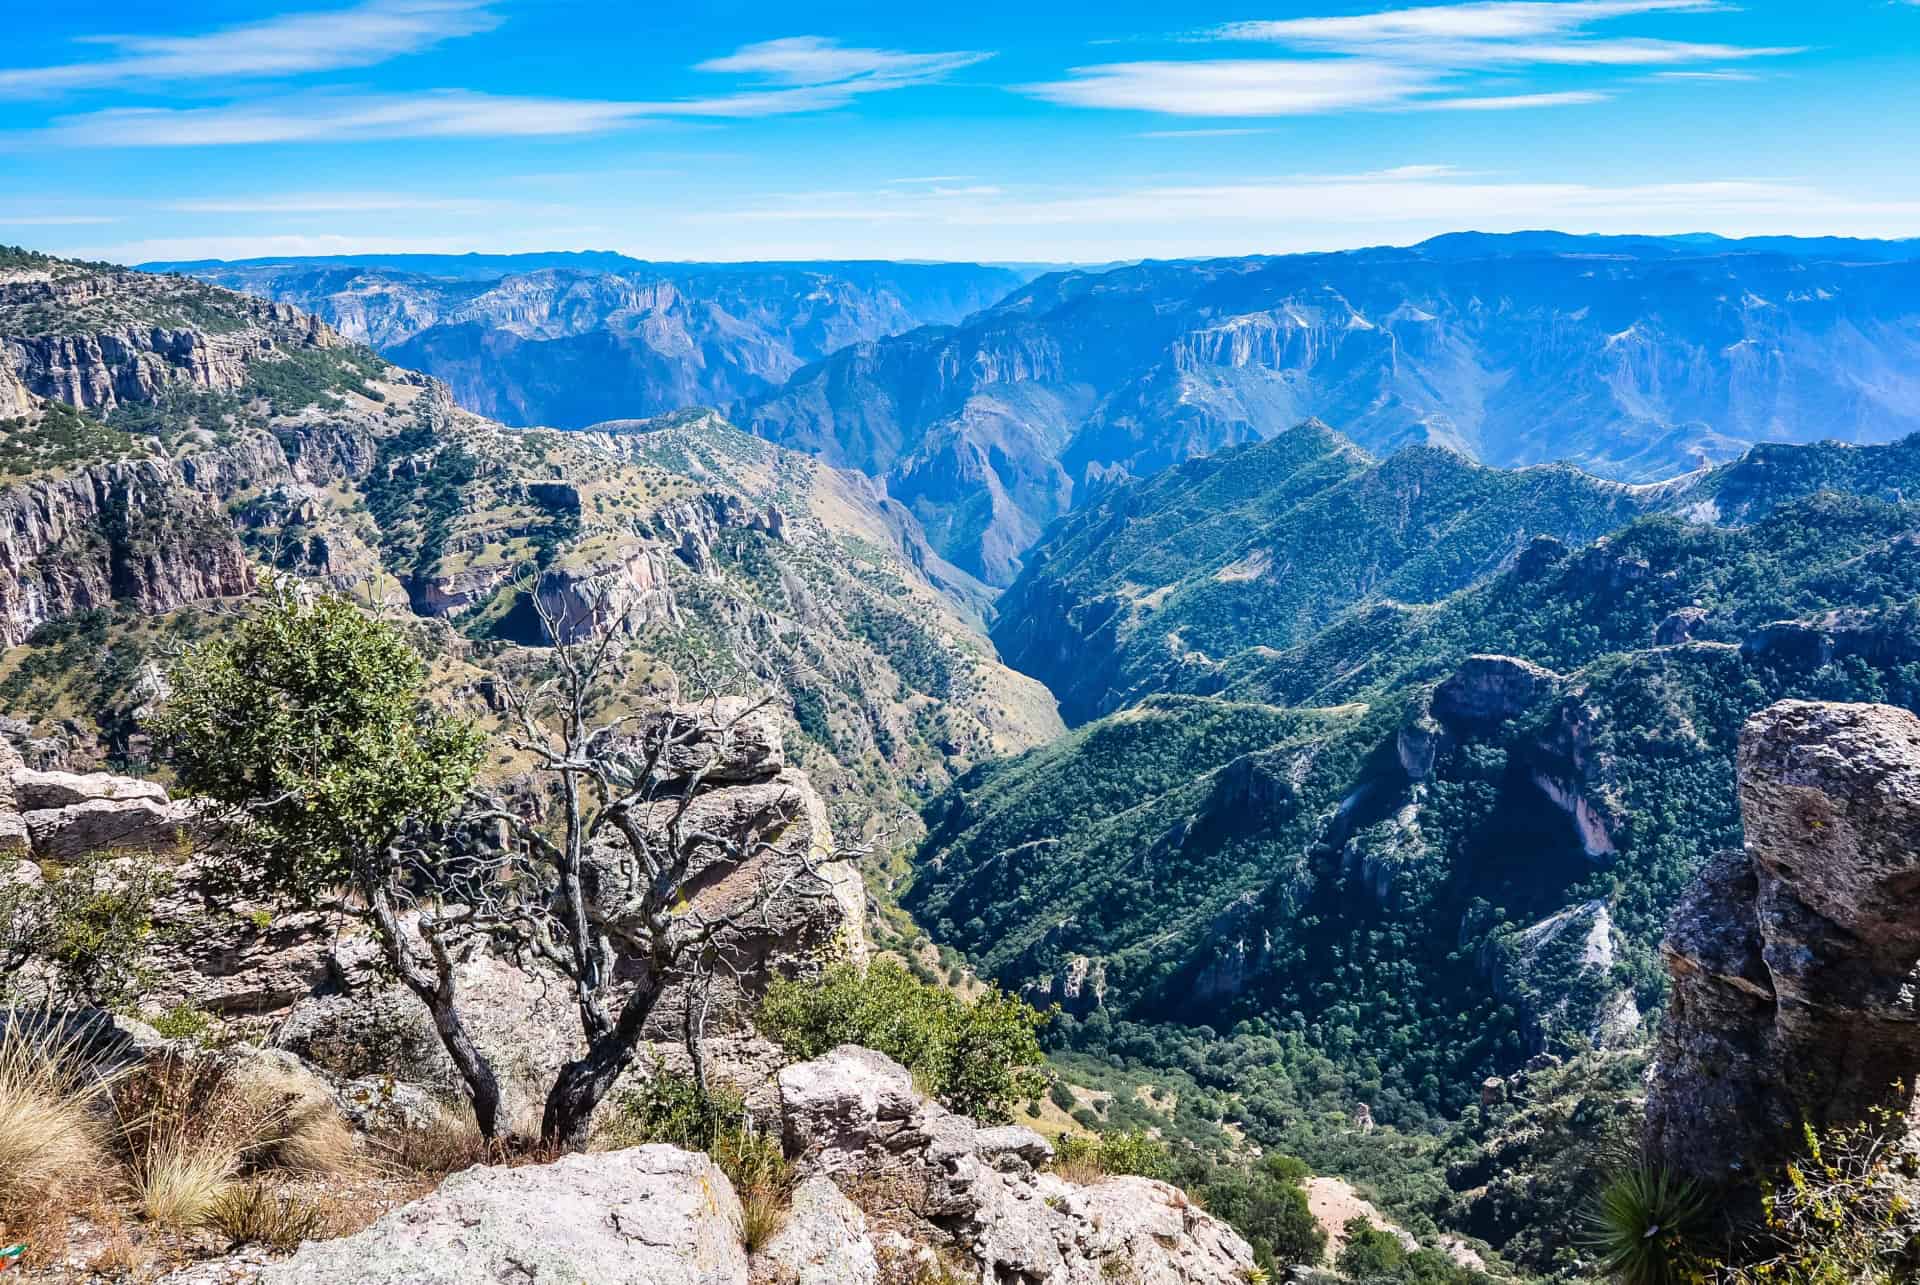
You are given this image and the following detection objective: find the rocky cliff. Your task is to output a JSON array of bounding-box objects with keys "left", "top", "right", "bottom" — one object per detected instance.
[{"left": 1644, "top": 700, "right": 1920, "bottom": 1181}]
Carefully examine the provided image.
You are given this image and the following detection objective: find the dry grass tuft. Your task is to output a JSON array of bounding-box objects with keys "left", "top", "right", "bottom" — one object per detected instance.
[
  {"left": 373, "top": 1102, "right": 489, "bottom": 1178},
  {"left": 205, "top": 1180, "right": 334, "bottom": 1250},
  {"left": 0, "top": 1011, "right": 123, "bottom": 1217},
  {"left": 740, "top": 1183, "right": 787, "bottom": 1254},
  {"left": 133, "top": 1134, "right": 239, "bottom": 1226}
]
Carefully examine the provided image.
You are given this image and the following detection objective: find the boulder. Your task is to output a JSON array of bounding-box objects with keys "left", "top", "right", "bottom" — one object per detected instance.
[
  {"left": 9, "top": 766, "right": 167, "bottom": 810},
  {"left": 753, "top": 1176, "right": 878, "bottom": 1285},
  {"left": 1644, "top": 701, "right": 1920, "bottom": 1180},
  {"left": 257, "top": 1145, "right": 748, "bottom": 1285},
  {"left": 580, "top": 704, "right": 865, "bottom": 1039},
  {"left": 274, "top": 932, "right": 580, "bottom": 1137},
  {"left": 777, "top": 1045, "right": 1257, "bottom": 1284},
  {"left": 23, "top": 795, "right": 194, "bottom": 859}
]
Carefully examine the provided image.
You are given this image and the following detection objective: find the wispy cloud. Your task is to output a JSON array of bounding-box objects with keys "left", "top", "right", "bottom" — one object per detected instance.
[
  {"left": 1027, "top": 59, "right": 1441, "bottom": 116},
  {"left": 1032, "top": 0, "right": 1800, "bottom": 118},
  {"left": 0, "top": 0, "right": 500, "bottom": 97},
  {"left": 696, "top": 36, "right": 988, "bottom": 86},
  {"left": 38, "top": 91, "right": 658, "bottom": 146},
  {"left": 26, "top": 34, "right": 991, "bottom": 144},
  {"left": 1649, "top": 68, "right": 1760, "bottom": 80}
]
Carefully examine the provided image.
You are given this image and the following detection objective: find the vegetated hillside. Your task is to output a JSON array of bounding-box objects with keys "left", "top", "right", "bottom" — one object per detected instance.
[
  {"left": 148, "top": 255, "right": 1035, "bottom": 430},
  {"left": 0, "top": 248, "right": 1060, "bottom": 829},
  {"left": 994, "top": 423, "right": 1920, "bottom": 726},
  {"left": 909, "top": 438, "right": 1920, "bottom": 1150},
  {"left": 992, "top": 420, "right": 1685, "bottom": 724},
  {"left": 741, "top": 233, "right": 1920, "bottom": 584}
]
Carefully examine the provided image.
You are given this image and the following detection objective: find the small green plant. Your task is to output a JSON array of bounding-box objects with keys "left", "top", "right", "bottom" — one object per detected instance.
[
  {"left": 149, "top": 1002, "right": 218, "bottom": 1046},
  {"left": 1583, "top": 1164, "right": 1710, "bottom": 1285}
]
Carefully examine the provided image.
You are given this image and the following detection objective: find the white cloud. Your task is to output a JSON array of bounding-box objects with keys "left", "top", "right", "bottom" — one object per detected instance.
[
  {"left": 695, "top": 36, "right": 988, "bottom": 87},
  {"left": 39, "top": 91, "right": 658, "bottom": 146},
  {"left": 1026, "top": 59, "right": 1441, "bottom": 115},
  {"left": 1420, "top": 89, "right": 1610, "bottom": 108},
  {"left": 0, "top": 0, "right": 500, "bottom": 96},
  {"left": 29, "top": 34, "right": 992, "bottom": 144},
  {"left": 1035, "top": 0, "right": 1800, "bottom": 120},
  {"left": 1219, "top": 1, "right": 1717, "bottom": 42}
]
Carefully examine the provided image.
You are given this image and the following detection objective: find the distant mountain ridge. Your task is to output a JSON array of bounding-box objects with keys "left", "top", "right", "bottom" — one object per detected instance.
[
  {"left": 742, "top": 233, "right": 1920, "bottom": 583},
  {"left": 145, "top": 256, "right": 1040, "bottom": 431}
]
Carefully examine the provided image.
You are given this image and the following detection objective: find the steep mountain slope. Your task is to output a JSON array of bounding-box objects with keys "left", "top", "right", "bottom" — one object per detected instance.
[
  {"left": 994, "top": 424, "right": 1920, "bottom": 725},
  {"left": 742, "top": 236, "right": 1920, "bottom": 583},
  {"left": 910, "top": 433, "right": 1920, "bottom": 1138},
  {"left": 993, "top": 421, "right": 1686, "bottom": 724},
  {"left": 0, "top": 248, "right": 1060, "bottom": 825},
  {"left": 151, "top": 256, "right": 1034, "bottom": 430}
]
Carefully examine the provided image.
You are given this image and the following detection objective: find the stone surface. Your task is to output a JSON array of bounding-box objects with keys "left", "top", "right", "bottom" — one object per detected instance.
[
  {"left": 257, "top": 1145, "right": 747, "bottom": 1285},
  {"left": 777, "top": 1045, "right": 1257, "bottom": 1284},
  {"left": 23, "top": 795, "right": 194, "bottom": 859},
  {"left": 275, "top": 931, "right": 580, "bottom": 1137},
  {"left": 1645, "top": 701, "right": 1920, "bottom": 1180},
  {"left": 753, "top": 1176, "right": 878, "bottom": 1285}
]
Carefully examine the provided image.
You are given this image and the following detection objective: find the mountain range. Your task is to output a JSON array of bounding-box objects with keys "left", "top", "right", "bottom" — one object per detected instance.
[
  {"left": 742, "top": 234, "right": 1920, "bottom": 582},
  {"left": 146, "top": 253, "right": 1038, "bottom": 432}
]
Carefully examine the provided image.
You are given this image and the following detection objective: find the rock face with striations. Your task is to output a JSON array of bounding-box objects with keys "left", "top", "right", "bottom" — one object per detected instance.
[
  {"left": 778, "top": 1044, "right": 1257, "bottom": 1283},
  {"left": 1644, "top": 700, "right": 1920, "bottom": 1180}
]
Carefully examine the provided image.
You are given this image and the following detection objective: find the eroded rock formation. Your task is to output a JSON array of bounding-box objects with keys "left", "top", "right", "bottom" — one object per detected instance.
[{"left": 1644, "top": 700, "right": 1920, "bottom": 1180}]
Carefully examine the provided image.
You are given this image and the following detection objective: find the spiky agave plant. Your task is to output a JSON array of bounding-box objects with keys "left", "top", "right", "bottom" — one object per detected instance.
[{"left": 1584, "top": 1164, "right": 1712, "bottom": 1285}]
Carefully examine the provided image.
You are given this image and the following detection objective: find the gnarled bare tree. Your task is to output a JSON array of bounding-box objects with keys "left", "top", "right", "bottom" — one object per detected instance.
[{"left": 457, "top": 572, "right": 849, "bottom": 1151}]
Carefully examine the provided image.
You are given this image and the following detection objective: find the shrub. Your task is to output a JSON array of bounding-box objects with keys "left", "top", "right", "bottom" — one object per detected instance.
[
  {"left": 1052, "top": 1128, "right": 1169, "bottom": 1184},
  {"left": 1338, "top": 1217, "right": 1409, "bottom": 1280},
  {"left": 149, "top": 1001, "right": 218, "bottom": 1045},
  {"left": 1048, "top": 1078, "right": 1077, "bottom": 1112},
  {"left": 1200, "top": 1153, "right": 1328, "bottom": 1273},
  {"left": 0, "top": 851, "right": 167, "bottom": 1007},
  {"left": 1713, "top": 1111, "right": 1914, "bottom": 1284},
  {"left": 759, "top": 958, "right": 1050, "bottom": 1123},
  {"left": 1583, "top": 1164, "right": 1710, "bottom": 1285}
]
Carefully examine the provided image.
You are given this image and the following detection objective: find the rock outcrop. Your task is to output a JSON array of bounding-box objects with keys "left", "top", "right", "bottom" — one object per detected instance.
[
  {"left": 778, "top": 1044, "right": 1258, "bottom": 1284},
  {"left": 1431, "top": 655, "right": 1562, "bottom": 726},
  {"left": 580, "top": 700, "right": 867, "bottom": 1040},
  {"left": 258, "top": 1145, "right": 747, "bottom": 1285},
  {"left": 1489, "top": 899, "right": 1640, "bottom": 1053},
  {"left": 1644, "top": 700, "right": 1920, "bottom": 1180}
]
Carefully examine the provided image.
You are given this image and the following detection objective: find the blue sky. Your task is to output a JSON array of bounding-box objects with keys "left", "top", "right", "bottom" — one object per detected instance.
[{"left": 2, "top": 0, "right": 1917, "bottom": 264}]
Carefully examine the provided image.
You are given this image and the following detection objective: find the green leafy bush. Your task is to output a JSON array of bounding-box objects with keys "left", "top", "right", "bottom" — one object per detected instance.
[
  {"left": 758, "top": 958, "right": 1050, "bottom": 1123},
  {"left": 0, "top": 851, "right": 167, "bottom": 1006}
]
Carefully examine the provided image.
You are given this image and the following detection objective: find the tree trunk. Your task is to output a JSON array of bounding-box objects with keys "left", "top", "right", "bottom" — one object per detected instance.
[
  {"left": 541, "top": 977, "right": 664, "bottom": 1151},
  {"left": 417, "top": 984, "right": 506, "bottom": 1143},
  {"left": 364, "top": 883, "right": 507, "bottom": 1142},
  {"left": 541, "top": 1033, "right": 634, "bottom": 1152}
]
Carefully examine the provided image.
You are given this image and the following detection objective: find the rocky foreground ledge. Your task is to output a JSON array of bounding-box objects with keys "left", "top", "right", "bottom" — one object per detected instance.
[{"left": 156, "top": 1044, "right": 1254, "bottom": 1285}]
